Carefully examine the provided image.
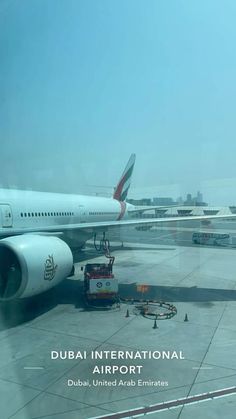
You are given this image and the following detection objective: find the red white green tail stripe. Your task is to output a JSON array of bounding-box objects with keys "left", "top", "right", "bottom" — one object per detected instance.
[{"left": 113, "top": 154, "right": 136, "bottom": 202}]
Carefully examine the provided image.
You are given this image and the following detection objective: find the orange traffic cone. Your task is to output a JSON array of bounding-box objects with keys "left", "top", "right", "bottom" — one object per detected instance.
[
  {"left": 153, "top": 319, "right": 158, "bottom": 329},
  {"left": 184, "top": 313, "right": 189, "bottom": 322}
]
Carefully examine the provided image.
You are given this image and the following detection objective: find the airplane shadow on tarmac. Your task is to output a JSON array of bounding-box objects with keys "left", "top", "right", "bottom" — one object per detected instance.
[
  {"left": 0, "top": 279, "right": 84, "bottom": 331},
  {"left": 1, "top": 277, "right": 236, "bottom": 331},
  {"left": 119, "top": 284, "right": 236, "bottom": 304},
  {"left": 1, "top": 245, "right": 236, "bottom": 330}
]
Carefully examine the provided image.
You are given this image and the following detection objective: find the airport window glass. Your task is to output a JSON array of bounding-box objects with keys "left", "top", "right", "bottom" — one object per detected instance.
[{"left": 2, "top": 6, "right": 236, "bottom": 419}]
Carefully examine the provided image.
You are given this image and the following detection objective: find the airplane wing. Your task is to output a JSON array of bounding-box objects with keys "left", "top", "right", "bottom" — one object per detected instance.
[{"left": 0, "top": 213, "right": 235, "bottom": 237}]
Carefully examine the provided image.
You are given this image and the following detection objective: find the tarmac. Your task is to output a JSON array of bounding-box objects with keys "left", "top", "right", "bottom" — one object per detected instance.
[{"left": 0, "top": 222, "right": 236, "bottom": 418}]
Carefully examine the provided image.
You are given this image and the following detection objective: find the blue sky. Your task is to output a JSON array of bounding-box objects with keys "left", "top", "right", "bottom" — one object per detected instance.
[{"left": 1, "top": 0, "right": 236, "bottom": 204}]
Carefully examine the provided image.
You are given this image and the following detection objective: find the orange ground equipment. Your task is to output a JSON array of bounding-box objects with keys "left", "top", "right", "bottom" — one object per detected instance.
[{"left": 84, "top": 254, "right": 118, "bottom": 304}]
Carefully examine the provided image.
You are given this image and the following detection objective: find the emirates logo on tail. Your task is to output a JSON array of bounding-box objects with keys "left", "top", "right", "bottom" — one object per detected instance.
[{"left": 113, "top": 154, "right": 136, "bottom": 202}]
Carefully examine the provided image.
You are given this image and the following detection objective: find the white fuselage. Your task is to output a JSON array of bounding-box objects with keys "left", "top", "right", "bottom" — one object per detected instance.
[{"left": 0, "top": 189, "right": 131, "bottom": 247}]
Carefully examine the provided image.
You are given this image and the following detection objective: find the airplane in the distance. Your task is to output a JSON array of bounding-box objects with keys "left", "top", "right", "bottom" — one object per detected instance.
[{"left": 0, "top": 154, "right": 234, "bottom": 302}]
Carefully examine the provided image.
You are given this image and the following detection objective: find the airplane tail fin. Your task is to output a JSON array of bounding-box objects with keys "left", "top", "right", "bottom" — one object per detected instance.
[{"left": 113, "top": 154, "right": 136, "bottom": 202}]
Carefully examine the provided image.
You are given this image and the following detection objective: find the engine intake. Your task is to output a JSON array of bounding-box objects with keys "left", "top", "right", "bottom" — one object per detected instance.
[{"left": 0, "top": 235, "right": 73, "bottom": 301}]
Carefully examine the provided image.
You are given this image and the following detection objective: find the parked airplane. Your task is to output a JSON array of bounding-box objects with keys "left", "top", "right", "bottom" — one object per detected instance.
[{"left": 0, "top": 154, "right": 234, "bottom": 301}]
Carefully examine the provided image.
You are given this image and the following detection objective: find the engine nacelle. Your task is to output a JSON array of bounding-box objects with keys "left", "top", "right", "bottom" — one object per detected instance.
[{"left": 0, "top": 235, "right": 73, "bottom": 301}]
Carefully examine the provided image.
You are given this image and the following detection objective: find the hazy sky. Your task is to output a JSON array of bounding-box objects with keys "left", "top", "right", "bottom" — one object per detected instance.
[{"left": 1, "top": 0, "right": 236, "bottom": 205}]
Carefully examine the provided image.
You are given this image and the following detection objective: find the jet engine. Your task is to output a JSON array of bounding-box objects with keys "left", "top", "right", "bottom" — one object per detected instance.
[{"left": 0, "top": 235, "right": 73, "bottom": 301}]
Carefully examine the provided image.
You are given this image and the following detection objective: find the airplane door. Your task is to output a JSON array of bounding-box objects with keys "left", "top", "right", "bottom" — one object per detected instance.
[
  {"left": 0, "top": 204, "right": 13, "bottom": 227},
  {"left": 78, "top": 205, "right": 87, "bottom": 223}
]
